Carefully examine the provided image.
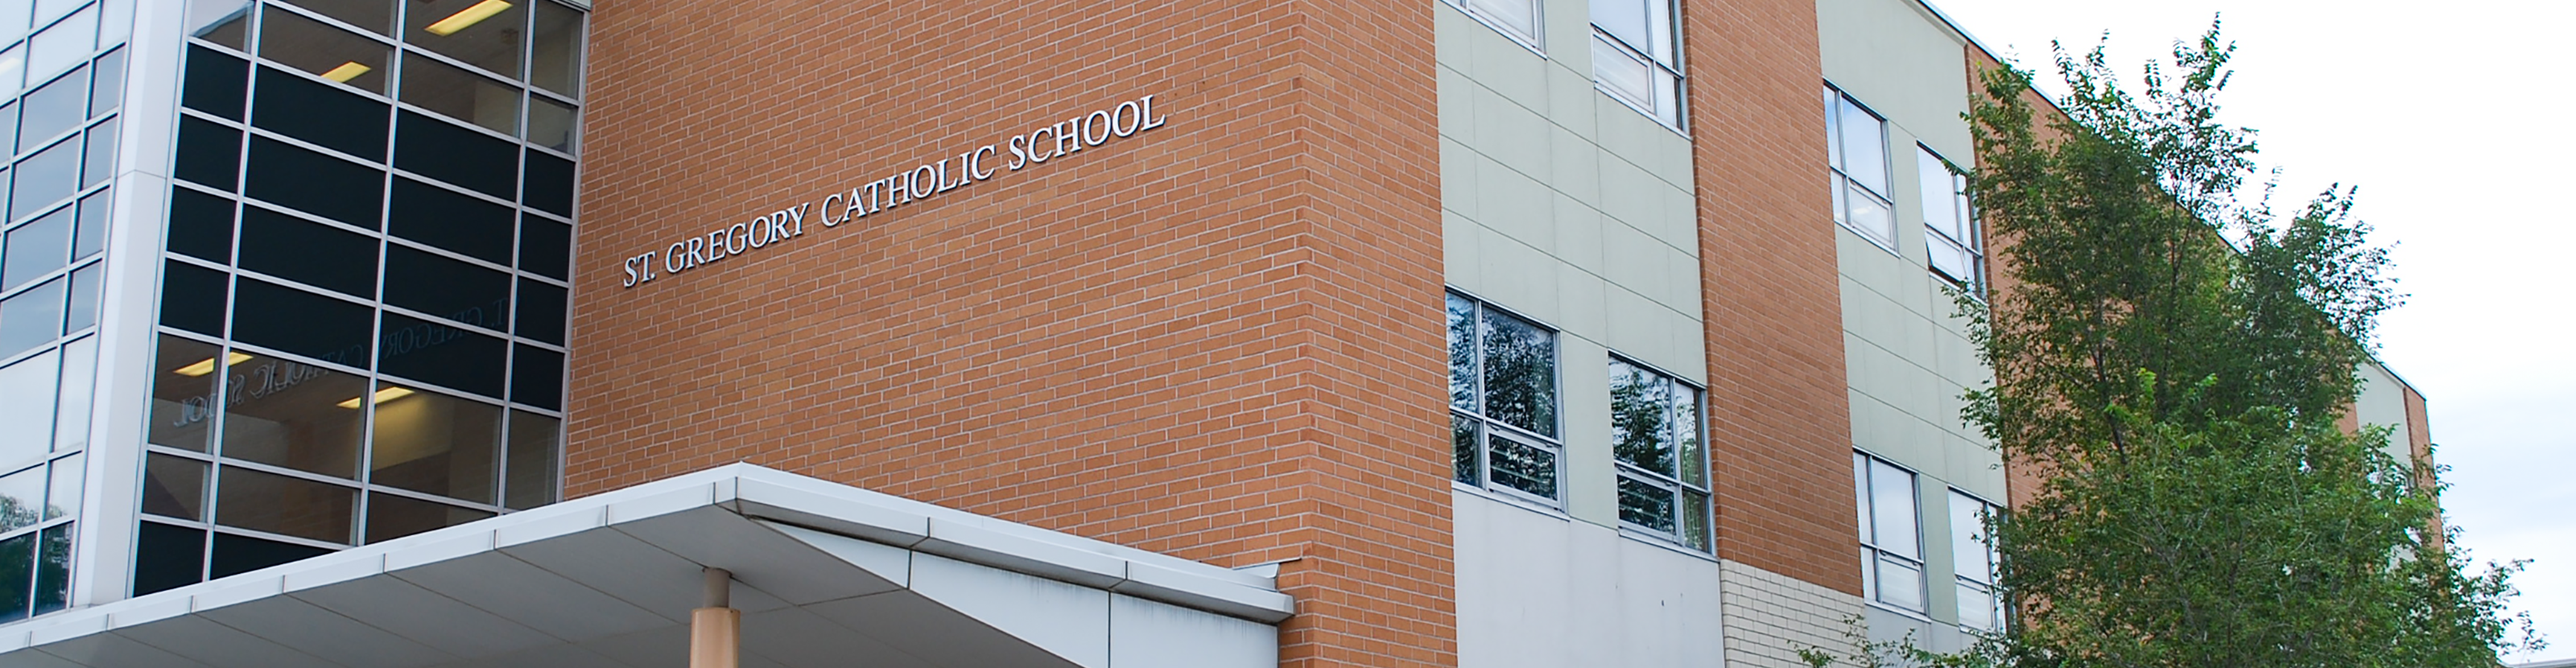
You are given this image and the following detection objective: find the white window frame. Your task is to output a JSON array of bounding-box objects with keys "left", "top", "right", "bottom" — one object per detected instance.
[
  {"left": 1950, "top": 489, "right": 2006, "bottom": 632},
  {"left": 1608, "top": 356, "right": 1710, "bottom": 550},
  {"left": 1439, "top": 0, "right": 1545, "bottom": 54},
  {"left": 1588, "top": 0, "right": 1684, "bottom": 130},
  {"left": 1918, "top": 146, "right": 1984, "bottom": 294},
  {"left": 1449, "top": 291, "right": 1564, "bottom": 508},
  {"left": 1855, "top": 452, "right": 1928, "bottom": 614},
  {"left": 1825, "top": 86, "right": 1897, "bottom": 252}
]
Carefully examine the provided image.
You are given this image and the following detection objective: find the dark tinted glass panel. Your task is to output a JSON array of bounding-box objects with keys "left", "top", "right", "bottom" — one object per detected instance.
[
  {"left": 250, "top": 67, "right": 386, "bottom": 161},
  {"left": 0, "top": 533, "right": 27, "bottom": 622},
  {"left": 11, "top": 137, "right": 77, "bottom": 220},
  {"left": 256, "top": 6, "right": 390, "bottom": 94},
  {"left": 527, "top": 1, "right": 581, "bottom": 97},
  {"left": 221, "top": 358, "right": 365, "bottom": 479},
  {"left": 384, "top": 245, "right": 506, "bottom": 328},
  {"left": 32, "top": 523, "right": 66, "bottom": 615},
  {"left": 244, "top": 136, "right": 384, "bottom": 228},
  {"left": 369, "top": 386, "right": 499, "bottom": 503},
  {"left": 2, "top": 206, "right": 69, "bottom": 288},
  {"left": 378, "top": 311, "right": 502, "bottom": 398},
  {"left": 173, "top": 116, "right": 242, "bottom": 190},
  {"left": 403, "top": 0, "right": 523, "bottom": 79},
  {"left": 132, "top": 522, "right": 205, "bottom": 596},
  {"left": 89, "top": 47, "right": 122, "bottom": 116},
  {"left": 522, "top": 150, "right": 571, "bottom": 215},
  {"left": 230, "top": 278, "right": 371, "bottom": 365},
  {"left": 502, "top": 410, "right": 556, "bottom": 509},
  {"left": 279, "top": 0, "right": 393, "bottom": 35},
  {"left": 157, "top": 261, "right": 226, "bottom": 336},
  {"left": 213, "top": 467, "right": 354, "bottom": 544},
  {"left": 513, "top": 278, "right": 562, "bottom": 344},
  {"left": 79, "top": 117, "right": 114, "bottom": 188},
  {"left": 517, "top": 215, "right": 567, "bottom": 279},
  {"left": 19, "top": 65, "right": 84, "bottom": 153},
  {"left": 398, "top": 53, "right": 516, "bottom": 136},
  {"left": 146, "top": 334, "right": 221, "bottom": 452},
  {"left": 70, "top": 188, "right": 103, "bottom": 258},
  {"left": 180, "top": 45, "right": 249, "bottom": 120},
  {"left": 394, "top": 110, "right": 514, "bottom": 198},
  {"left": 364, "top": 493, "right": 491, "bottom": 543},
  {"left": 208, "top": 531, "right": 332, "bottom": 578},
  {"left": 388, "top": 178, "right": 510, "bottom": 263},
  {"left": 510, "top": 344, "right": 560, "bottom": 410},
  {"left": 142, "top": 453, "right": 207, "bottom": 519},
  {"left": 166, "top": 190, "right": 233, "bottom": 262},
  {"left": 237, "top": 206, "right": 377, "bottom": 298}
]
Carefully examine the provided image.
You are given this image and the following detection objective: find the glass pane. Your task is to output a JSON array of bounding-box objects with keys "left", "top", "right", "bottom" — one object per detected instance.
[
  {"left": 219, "top": 357, "right": 365, "bottom": 479},
  {"left": 279, "top": 0, "right": 392, "bottom": 35},
  {"left": 1608, "top": 360, "right": 1673, "bottom": 474},
  {"left": 96, "top": 0, "right": 123, "bottom": 47},
  {"left": 525, "top": 93, "right": 572, "bottom": 153},
  {"left": 208, "top": 530, "right": 330, "bottom": 577},
  {"left": 383, "top": 244, "right": 508, "bottom": 329},
  {"left": 142, "top": 453, "right": 207, "bottom": 520},
  {"left": 133, "top": 521, "right": 204, "bottom": 595},
  {"left": 1918, "top": 147, "right": 1961, "bottom": 238},
  {"left": 237, "top": 205, "right": 379, "bottom": 298},
  {"left": 167, "top": 188, "right": 234, "bottom": 262},
  {"left": 521, "top": 148, "right": 570, "bottom": 215},
  {"left": 258, "top": 6, "right": 390, "bottom": 93},
  {"left": 48, "top": 335, "right": 88, "bottom": 450},
  {"left": 508, "top": 343, "right": 559, "bottom": 410},
  {"left": 180, "top": 44, "right": 247, "bottom": 119},
  {"left": 500, "top": 409, "right": 555, "bottom": 509},
  {"left": 1446, "top": 294, "right": 1476, "bottom": 410},
  {"left": 213, "top": 466, "right": 355, "bottom": 543},
  {"left": 184, "top": 0, "right": 248, "bottom": 47},
  {"left": 172, "top": 115, "right": 240, "bottom": 189},
  {"left": 526, "top": 0, "right": 580, "bottom": 97},
  {"left": 69, "top": 187, "right": 101, "bottom": 258},
  {"left": 0, "top": 275, "right": 64, "bottom": 357},
  {"left": 1478, "top": 307, "right": 1554, "bottom": 438},
  {"left": 368, "top": 385, "right": 499, "bottom": 503},
  {"left": 1591, "top": 0, "right": 1645, "bottom": 51},
  {"left": 0, "top": 0, "right": 27, "bottom": 44},
  {"left": 512, "top": 277, "right": 563, "bottom": 344},
  {"left": 1844, "top": 182, "right": 1893, "bottom": 246},
  {"left": 19, "top": 64, "right": 84, "bottom": 152},
  {"left": 11, "top": 135, "right": 78, "bottom": 220},
  {"left": 230, "top": 278, "right": 374, "bottom": 367},
  {"left": 363, "top": 492, "right": 490, "bottom": 542},
  {"left": 394, "top": 109, "right": 514, "bottom": 198},
  {"left": 403, "top": 0, "right": 524, "bottom": 78},
  {"left": 1463, "top": 0, "right": 1536, "bottom": 43},
  {"left": 0, "top": 349, "right": 52, "bottom": 470},
  {"left": 30, "top": 0, "right": 77, "bottom": 27},
  {"left": 515, "top": 214, "right": 567, "bottom": 278},
  {"left": 1681, "top": 490, "right": 1710, "bottom": 550},
  {"left": 1674, "top": 385, "right": 1704, "bottom": 487},
  {"left": 1957, "top": 581, "right": 1996, "bottom": 631},
  {"left": 0, "top": 45, "right": 22, "bottom": 99},
  {"left": 147, "top": 334, "right": 221, "bottom": 452},
  {"left": 251, "top": 65, "right": 390, "bottom": 161},
  {"left": 31, "top": 522, "right": 64, "bottom": 614},
  {"left": 87, "top": 46, "right": 119, "bottom": 115},
  {"left": 159, "top": 259, "right": 227, "bottom": 336},
  {"left": 2, "top": 205, "right": 69, "bottom": 287},
  {"left": 378, "top": 311, "right": 506, "bottom": 398},
  {"left": 1591, "top": 37, "right": 1653, "bottom": 112},
  {"left": 1823, "top": 89, "right": 1842, "bottom": 171},
  {"left": 1929, "top": 234, "right": 1973, "bottom": 284},
  {"left": 1874, "top": 553, "right": 1925, "bottom": 611},
  {"left": 0, "top": 532, "right": 30, "bottom": 621},
  {"left": 1950, "top": 491, "right": 1993, "bottom": 582},
  {"left": 25, "top": 4, "right": 93, "bottom": 81},
  {"left": 1852, "top": 452, "right": 1871, "bottom": 542},
  {"left": 1868, "top": 459, "right": 1918, "bottom": 559},
  {"left": 1487, "top": 433, "right": 1556, "bottom": 499},
  {"left": 1451, "top": 412, "right": 1479, "bottom": 485},
  {"left": 1837, "top": 99, "right": 1888, "bottom": 195},
  {"left": 399, "top": 52, "right": 517, "bottom": 136},
  {"left": 243, "top": 136, "right": 387, "bottom": 229},
  {"left": 77, "top": 115, "right": 109, "bottom": 187},
  {"left": 388, "top": 176, "right": 510, "bottom": 263},
  {"left": 1616, "top": 474, "right": 1675, "bottom": 534},
  {"left": 0, "top": 463, "right": 41, "bottom": 530}
]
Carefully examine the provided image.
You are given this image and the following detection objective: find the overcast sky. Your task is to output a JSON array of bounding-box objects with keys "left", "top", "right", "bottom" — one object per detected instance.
[{"left": 1919, "top": 0, "right": 2574, "bottom": 662}]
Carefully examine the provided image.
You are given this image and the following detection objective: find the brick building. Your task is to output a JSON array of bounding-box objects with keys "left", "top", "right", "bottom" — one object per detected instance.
[{"left": 0, "top": 0, "right": 2435, "bottom": 666}]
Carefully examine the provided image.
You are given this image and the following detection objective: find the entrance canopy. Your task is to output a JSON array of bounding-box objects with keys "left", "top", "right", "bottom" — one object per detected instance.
[{"left": 0, "top": 464, "right": 1290, "bottom": 668}]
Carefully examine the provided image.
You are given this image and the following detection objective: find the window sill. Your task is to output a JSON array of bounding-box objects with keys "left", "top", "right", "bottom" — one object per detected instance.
[
  {"left": 1837, "top": 219, "right": 1905, "bottom": 258},
  {"left": 1614, "top": 526, "right": 1718, "bottom": 562},
  {"left": 1440, "top": 0, "right": 1547, "bottom": 60},
  {"left": 1452, "top": 481, "right": 1571, "bottom": 520},
  {"left": 1864, "top": 599, "right": 1938, "bottom": 624}
]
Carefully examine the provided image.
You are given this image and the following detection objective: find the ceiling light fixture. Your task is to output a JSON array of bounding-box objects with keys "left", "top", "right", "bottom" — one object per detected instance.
[
  {"left": 336, "top": 386, "right": 417, "bottom": 409},
  {"left": 172, "top": 353, "right": 254, "bottom": 377},
  {"left": 320, "top": 61, "right": 372, "bottom": 82},
  {"left": 424, "top": 0, "right": 512, "bottom": 36}
]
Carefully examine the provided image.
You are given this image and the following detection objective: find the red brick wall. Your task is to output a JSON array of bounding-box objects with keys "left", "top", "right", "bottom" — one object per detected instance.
[
  {"left": 1684, "top": 0, "right": 1864, "bottom": 595},
  {"left": 566, "top": 2, "right": 1454, "bottom": 666}
]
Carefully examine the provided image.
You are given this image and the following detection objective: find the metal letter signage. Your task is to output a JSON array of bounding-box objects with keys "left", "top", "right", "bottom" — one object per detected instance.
[{"left": 617, "top": 94, "right": 1173, "bottom": 288}]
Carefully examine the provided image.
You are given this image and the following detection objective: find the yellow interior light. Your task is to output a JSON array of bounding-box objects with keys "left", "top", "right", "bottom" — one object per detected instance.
[
  {"left": 172, "top": 353, "right": 254, "bottom": 377},
  {"left": 424, "top": 0, "right": 513, "bottom": 36},
  {"left": 320, "top": 61, "right": 372, "bottom": 82},
  {"left": 336, "top": 386, "right": 417, "bottom": 409}
]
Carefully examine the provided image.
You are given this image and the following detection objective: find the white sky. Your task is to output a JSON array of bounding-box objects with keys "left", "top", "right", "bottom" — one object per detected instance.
[{"left": 1919, "top": 0, "right": 2576, "bottom": 662}]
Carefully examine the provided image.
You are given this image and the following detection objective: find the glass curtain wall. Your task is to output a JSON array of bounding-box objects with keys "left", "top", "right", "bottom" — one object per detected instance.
[
  {"left": 0, "top": 0, "right": 133, "bottom": 623},
  {"left": 135, "top": 0, "right": 582, "bottom": 597}
]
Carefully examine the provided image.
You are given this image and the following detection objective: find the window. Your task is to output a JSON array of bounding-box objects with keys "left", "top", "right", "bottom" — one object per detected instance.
[
  {"left": 1440, "top": 0, "right": 1542, "bottom": 50},
  {"left": 1591, "top": 0, "right": 1683, "bottom": 128},
  {"left": 1826, "top": 87, "right": 1895, "bottom": 249},
  {"left": 1449, "top": 292, "right": 1561, "bottom": 505},
  {"left": 1918, "top": 146, "right": 1983, "bottom": 291},
  {"left": 1951, "top": 490, "right": 2005, "bottom": 631},
  {"left": 1855, "top": 452, "right": 1926, "bottom": 612},
  {"left": 1610, "top": 358, "right": 1708, "bottom": 549}
]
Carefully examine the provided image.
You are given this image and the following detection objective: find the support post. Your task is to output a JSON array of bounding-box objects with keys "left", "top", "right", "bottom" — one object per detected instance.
[{"left": 691, "top": 567, "right": 739, "bottom": 668}]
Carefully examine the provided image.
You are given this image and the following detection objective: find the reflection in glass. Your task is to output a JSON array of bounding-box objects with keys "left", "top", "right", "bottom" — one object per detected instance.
[
  {"left": 24, "top": 4, "right": 91, "bottom": 81},
  {"left": 501, "top": 409, "right": 555, "bottom": 509},
  {"left": 1451, "top": 413, "right": 1479, "bottom": 485},
  {"left": 1445, "top": 294, "right": 1475, "bottom": 410},
  {"left": 0, "top": 276, "right": 63, "bottom": 357},
  {"left": 40, "top": 453, "right": 74, "bottom": 520},
  {"left": 2, "top": 205, "right": 68, "bottom": 287},
  {"left": 132, "top": 522, "right": 205, "bottom": 595},
  {"left": 385, "top": 245, "right": 508, "bottom": 329},
  {"left": 369, "top": 386, "right": 498, "bottom": 503},
  {"left": 0, "top": 531, "right": 29, "bottom": 622},
  {"left": 0, "top": 0, "right": 28, "bottom": 45},
  {"left": 147, "top": 335, "right": 221, "bottom": 452},
  {"left": 1868, "top": 459, "right": 1918, "bottom": 559},
  {"left": 1479, "top": 307, "right": 1555, "bottom": 438},
  {"left": 0, "top": 464, "right": 39, "bottom": 531},
  {"left": 10, "top": 137, "right": 74, "bottom": 221},
  {"left": 71, "top": 188, "right": 102, "bottom": 258},
  {"left": 526, "top": 93, "right": 572, "bottom": 153},
  {"left": 19, "top": 64, "right": 82, "bottom": 153},
  {"left": 77, "top": 116, "right": 109, "bottom": 187},
  {"left": 526, "top": 0, "right": 580, "bottom": 96},
  {"left": 400, "top": 52, "right": 517, "bottom": 136},
  {"left": 213, "top": 466, "right": 355, "bottom": 543},
  {"left": 0, "top": 45, "right": 23, "bottom": 99},
  {"left": 1875, "top": 553, "right": 1926, "bottom": 610},
  {"left": 50, "top": 336, "right": 89, "bottom": 451},
  {"left": 88, "top": 47, "right": 120, "bottom": 117},
  {"left": 1488, "top": 433, "right": 1557, "bottom": 499},
  {"left": 405, "top": 0, "right": 523, "bottom": 78},
  {"left": 279, "top": 0, "right": 393, "bottom": 35},
  {"left": 1681, "top": 491, "right": 1710, "bottom": 550},
  {"left": 184, "top": 0, "right": 250, "bottom": 47},
  {"left": 378, "top": 311, "right": 506, "bottom": 398},
  {"left": 0, "top": 350, "right": 51, "bottom": 470},
  {"left": 209, "top": 530, "right": 330, "bottom": 578},
  {"left": 219, "top": 357, "right": 365, "bottom": 479},
  {"left": 142, "top": 453, "right": 206, "bottom": 520},
  {"left": 1610, "top": 361, "right": 1674, "bottom": 473},
  {"left": 257, "top": 6, "right": 390, "bottom": 93},
  {"left": 1616, "top": 476, "right": 1674, "bottom": 534},
  {"left": 364, "top": 492, "right": 490, "bottom": 543},
  {"left": 31, "top": 522, "right": 64, "bottom": 614}
]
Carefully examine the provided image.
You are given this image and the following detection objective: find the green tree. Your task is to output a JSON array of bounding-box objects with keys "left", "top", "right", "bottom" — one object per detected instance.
[{"left": 1811, "top": 21, "right": 2537, "bottom": 668}]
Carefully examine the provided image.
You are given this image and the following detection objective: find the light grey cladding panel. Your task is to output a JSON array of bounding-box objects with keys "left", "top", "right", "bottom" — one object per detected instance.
[
  {"left": 1455, "top": 491, "right": 1724, "bottom": 668},
  {"left": 1817, "top": 0, "right": 1974, "bottom": 162}
]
